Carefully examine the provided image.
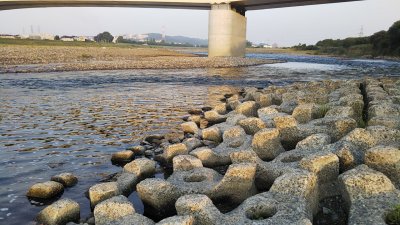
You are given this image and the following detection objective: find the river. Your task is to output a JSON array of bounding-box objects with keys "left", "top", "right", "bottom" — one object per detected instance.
[{"left": 0, "top": 53, "right": 399, "bottom": 224}]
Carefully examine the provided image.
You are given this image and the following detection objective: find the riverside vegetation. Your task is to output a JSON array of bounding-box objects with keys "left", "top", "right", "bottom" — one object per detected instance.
[
  {"left": 293, "top": 20, "right": 400, "bottom": 59},
  {"left": 25, "top": 76, "right": 400, "bottom": 225}
]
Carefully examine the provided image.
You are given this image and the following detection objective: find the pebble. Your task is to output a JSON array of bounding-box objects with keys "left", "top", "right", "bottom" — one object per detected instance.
[{"left": 0, "top": 46, "right": 276, "bottom": 73}]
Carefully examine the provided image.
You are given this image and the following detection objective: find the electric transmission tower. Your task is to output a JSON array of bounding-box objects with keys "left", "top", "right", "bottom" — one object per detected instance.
[
  {"left": 358, "top": 26, "right": 364, "bottom": 37},
  {"left": 161, "top": 25, "right": 166, "bottom": 41}
]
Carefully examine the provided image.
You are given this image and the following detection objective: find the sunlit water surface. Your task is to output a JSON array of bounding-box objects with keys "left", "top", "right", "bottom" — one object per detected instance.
[{"left": 0, "top": 53, "right": 399, "bottom": 224}]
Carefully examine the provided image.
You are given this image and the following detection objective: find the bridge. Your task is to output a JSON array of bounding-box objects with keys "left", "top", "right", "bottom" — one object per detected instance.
[{"left": 0, "top": 0, "right": 361, "bottom": 57}]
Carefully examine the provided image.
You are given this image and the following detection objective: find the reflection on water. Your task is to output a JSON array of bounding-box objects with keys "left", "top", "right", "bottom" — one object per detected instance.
[
  {"left": 206, "top": 67, "right": 250, "bottom": 77},
  {"left": 0, "top": 53, "right": 399, "bottom": 224}
]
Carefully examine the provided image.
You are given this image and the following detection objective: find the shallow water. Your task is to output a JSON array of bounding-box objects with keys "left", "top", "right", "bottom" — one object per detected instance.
[{"left": 0, "top": 53, "right": 399, "bottom": 224}]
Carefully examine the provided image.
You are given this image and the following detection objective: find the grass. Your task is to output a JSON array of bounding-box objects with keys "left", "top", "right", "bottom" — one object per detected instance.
[
  {"left": 315, "top": 104, "right": 331, "bottom": 119},
  {"left": 386, "top": 204, "right": 400, "bottom": 225},
  {"left": 356, "top": 118, "right": 367, "bottom": 128}
]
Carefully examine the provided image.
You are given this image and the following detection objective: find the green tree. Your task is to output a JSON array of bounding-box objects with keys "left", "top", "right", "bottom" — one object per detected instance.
[
  {"left": 297, "top": 19, "right": 400, "bottom": 57},
  {"left": 94, "top": 31, "right": 114, "bottom": 43},
  {"left": 388, "top": 20, "right": 400, "bottom": 53},
  {"left": 115, "top": 36, "right": 124, "bottom": 43},
  {"left": 370, "top": 31, "right": 390, "bottom": 55},
  {"left": 54, "top": 35, "right": 60, "bottom": 41},
  {"left": 246, "top": 40, "right": 253, "bottom": 47}
]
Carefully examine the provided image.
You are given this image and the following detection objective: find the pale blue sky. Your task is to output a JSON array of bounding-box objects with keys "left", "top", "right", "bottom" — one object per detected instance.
[{"left": 0, "top": 0, "right": 399, "bottom": 46}]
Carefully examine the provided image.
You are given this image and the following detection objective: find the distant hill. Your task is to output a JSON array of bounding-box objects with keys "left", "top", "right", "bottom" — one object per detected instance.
[{"left": 146, "top": 33, "right": 208, "bottom": 46}]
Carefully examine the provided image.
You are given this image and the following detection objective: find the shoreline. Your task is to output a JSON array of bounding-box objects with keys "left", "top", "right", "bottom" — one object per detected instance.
[
  {"left": 0, "top": 44, "right": 279, "bottom": 74},
  {"left": 0, "top": 57, "right": 279, "bottom": 74},
  {"left": 23, "top": 76, "right": 400, "bottom": 225}
]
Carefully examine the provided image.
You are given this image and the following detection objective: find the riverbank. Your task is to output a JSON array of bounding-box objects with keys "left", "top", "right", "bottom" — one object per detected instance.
[
  {"left": 0, "top": 44, "right": 277, "bottom": 73},
  {"left": 23, "top": 76, "right": 400, "bottom": 225},
  {"left": 174, "top": 46, "right": 317, "bottom": 56}
]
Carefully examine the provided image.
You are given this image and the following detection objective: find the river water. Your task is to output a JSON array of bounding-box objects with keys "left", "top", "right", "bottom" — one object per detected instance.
[{"left": 0, "top": 53, "right": 399, "bottom": 224}]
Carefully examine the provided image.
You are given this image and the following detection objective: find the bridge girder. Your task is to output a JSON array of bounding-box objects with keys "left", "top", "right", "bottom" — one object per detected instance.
[{"left": 0, "top": 0, "right": 361, "bottom": 11}]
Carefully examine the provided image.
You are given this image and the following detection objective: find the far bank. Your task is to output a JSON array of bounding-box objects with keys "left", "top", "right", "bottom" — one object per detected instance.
[{"left": 0, "top": 40, "right": 278, "bottom": 73}]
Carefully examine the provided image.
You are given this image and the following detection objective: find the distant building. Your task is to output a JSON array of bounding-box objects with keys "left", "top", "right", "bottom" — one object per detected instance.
[
  {"left": 262, "top": 44, "right": 273, "bottom": 48},
  {"left": 86, "top": 36, "right": 95, "bottom": 42},
  {"left": 112, "top": 36, "right": 121, "bottom": 43},
  {"left": 29, "top": 35, "right": 42, "bottom": 40},
  {"left": 0, "top": 34, "right": 16, "bottom": 39},
  {"left": 121, "top": 33, "right": 149, "bottom": 42},
  {"left": 60, "top": 36, "right": 75, "bottom": 42},
  {"left": 41, "top": 34, "right": 55, "bottom": 40},
  {"left": 74, "top": 36, "right": 88, "bottom": 42},
  {"left": 136, "top": 34, "right": 149, "bottom": 42}
]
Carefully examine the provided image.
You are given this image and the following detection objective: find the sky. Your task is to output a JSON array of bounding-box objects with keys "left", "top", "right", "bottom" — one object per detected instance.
[{"left": 0, "top": 0, "right": 399, "bottom": 46}]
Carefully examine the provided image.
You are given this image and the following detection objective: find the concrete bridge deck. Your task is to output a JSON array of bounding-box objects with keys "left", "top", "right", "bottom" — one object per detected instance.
[{"left": 0, "top": 0, "right": 359, "bottom": 10}]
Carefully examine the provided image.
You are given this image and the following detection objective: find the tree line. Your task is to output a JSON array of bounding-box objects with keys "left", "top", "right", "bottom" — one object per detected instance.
[{"left": 293, "top": 20, "right": 400, "bottom": 57}]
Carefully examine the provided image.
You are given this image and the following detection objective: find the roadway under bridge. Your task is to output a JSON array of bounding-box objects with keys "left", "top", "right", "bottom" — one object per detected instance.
[{"left": 0, "top": 0, "right": 361, "bottom": 57}]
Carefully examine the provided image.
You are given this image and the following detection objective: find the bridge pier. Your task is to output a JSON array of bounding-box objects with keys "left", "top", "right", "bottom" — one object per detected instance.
[{"left": 208, "top": 3, "right": 247, "bottom": 57}]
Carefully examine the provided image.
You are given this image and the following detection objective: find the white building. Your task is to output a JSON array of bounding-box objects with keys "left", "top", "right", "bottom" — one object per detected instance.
[
  {"left": 74, "top": 36, "right": 88, "bottom": 42},
  {"left": 41, "top": 34, "right": 55, "bottom": 40},
  {"left": 112, "top": 36, "right": 121, "bottom": 43},
  {"left": 29, "top": 35, "right": 41, "bottom": 40},
  {"left": 262, "top": 44, "right": 273, "bottom": 48},
  {"left": 121, "top": 33, "right": 149, "bottom": 42},
  {"left": 60, "top": 36, "right": 74, "bottom": 42},
  {"left": 0, "top": 34, "right": 16, "bottom": 39}
]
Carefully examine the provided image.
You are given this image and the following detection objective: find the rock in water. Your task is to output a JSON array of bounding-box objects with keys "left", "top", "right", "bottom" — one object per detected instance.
[
  {"left": 235, "top": 101, "right": 259, "bottom": 117},
  {"left": 181, "top": 122, "right": 199, "bottom": 134},
  {"left": 89, "top": 182, "right": 120, "bottom": 207},
  {"left": 164, "top": 143, "right": 189, "bottom": 163},
  {"left": 123, "top": 158, "right": 156, "bottom": 177},
  {"left": 94, "top": 195, "right": 135, "bottom": 225},
  {"left": 202, "top": 127, "right": 222, "bottom": 143},
  {"left": 111, "top": 150, "right": 134, "bottom": 164},
  {"left": 51, "top": 173, "right": 78, "bottom": 187},
  {"left": 37, "top": 198, "right": 80, "bottom": 225},
  {"left": 26, "top": 181, "right": 64, "bottom": 199}
]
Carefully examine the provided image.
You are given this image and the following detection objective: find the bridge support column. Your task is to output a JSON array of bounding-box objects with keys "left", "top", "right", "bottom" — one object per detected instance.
[{"left": 208, "top": 3, "right": 246, "bottom": 57}]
